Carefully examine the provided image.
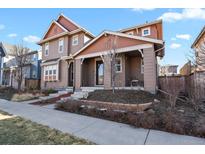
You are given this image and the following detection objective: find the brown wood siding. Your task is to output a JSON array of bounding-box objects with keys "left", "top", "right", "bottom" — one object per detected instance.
[
  {"left": 57, "top": 16, "right": 79, "bottom": 31},
  {"left": 122, "top": 22, "right": 163, "bottom": 40},
  {"left": 44, "top": 23, "right": 65, "bottom": 39},
  {"left": 77, "top": 34, "right": 148, "bottom": 57},
  {"left": 42, "top": 36, "right": 69, "bottom": 61}
]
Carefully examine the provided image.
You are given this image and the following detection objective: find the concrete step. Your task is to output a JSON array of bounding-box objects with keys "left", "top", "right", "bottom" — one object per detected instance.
[{"left": 49, "top": 93, "right": 60, "bottom": 97}]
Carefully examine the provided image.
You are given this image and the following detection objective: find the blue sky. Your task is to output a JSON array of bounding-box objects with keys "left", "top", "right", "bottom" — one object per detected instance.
[{"left": 0, "top": 8, "right": 205, "bottom": 69}]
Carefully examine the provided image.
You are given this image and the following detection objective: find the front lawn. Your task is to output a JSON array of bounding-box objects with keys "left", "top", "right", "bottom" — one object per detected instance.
[{"left": 0, "top": 110, "right": 91, "bottom": 145}]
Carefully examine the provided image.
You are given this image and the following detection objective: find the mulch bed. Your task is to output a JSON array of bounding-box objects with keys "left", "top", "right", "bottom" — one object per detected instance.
[
  {"left": 30, "top": 93, "right": 71, "bottom": 106},
  {"left": 85, "top": 90, "right": 160, "bottom": 104},
  {"left": 56, "top": 90, "right": 205, "bottom": 138}
]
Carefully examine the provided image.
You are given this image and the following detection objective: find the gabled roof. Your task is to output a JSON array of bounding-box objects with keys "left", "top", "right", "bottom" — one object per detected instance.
[
  {"left": 42, "top": 20, "right": 69, "bottom": 40},
  {"left": 118, "top": 19, "right": 162, "bottom": 33},
  {"left": 191, "top": 26, "right": 205, "bottom": 48},
  {"left": 57, "top": 13, "right": 95, "bottom": 38},
  {"left": 73, "top": 30, "right": 164, "bottom": 57}
]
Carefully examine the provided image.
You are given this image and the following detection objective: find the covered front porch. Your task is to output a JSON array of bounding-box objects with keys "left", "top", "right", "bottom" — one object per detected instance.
[
  {"left": 74, "top": 44, "right": 158, "bottom": 93},
  {"left": 73, "top": 31, "right": 164, "bottom": 94},
  {"left": 80, "top": 50, "right": 144, "bottom": 88}
]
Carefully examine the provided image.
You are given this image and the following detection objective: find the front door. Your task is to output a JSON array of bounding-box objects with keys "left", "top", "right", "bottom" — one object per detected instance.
[
  {"left": 68, "top": 62, "right": 74, "bottom": 86},
  {"left": 96, "top": 60, "right": 104, "bottom": 85}
]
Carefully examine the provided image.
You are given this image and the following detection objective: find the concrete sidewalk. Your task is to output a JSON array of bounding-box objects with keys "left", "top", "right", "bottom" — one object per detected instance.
[{"left": 0, "top": 99, "right": 204, "bottom": 145}]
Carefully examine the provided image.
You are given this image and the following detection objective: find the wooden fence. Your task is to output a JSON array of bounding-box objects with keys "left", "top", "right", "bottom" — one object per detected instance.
[
  {"left": 25, "top": 78, "right": 41, "bottom": 90},
  {"left": 158, "top": 72, "right": 205, "bottom": 100}
]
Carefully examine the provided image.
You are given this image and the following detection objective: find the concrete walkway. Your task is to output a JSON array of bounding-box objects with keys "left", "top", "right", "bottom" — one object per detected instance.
[{"left": 0, "top": 99, "right": 204, "bottom": 145}]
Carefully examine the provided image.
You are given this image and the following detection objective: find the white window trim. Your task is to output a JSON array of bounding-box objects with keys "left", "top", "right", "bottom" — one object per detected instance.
[
  {"left": 115, "top": 57, "right": 122, "bottom": 73},
  {"left": 72, "top": 35, "right": 79, "bottom": 46},
  {"left": 43, "top": 64, "right": 59, "bottom": 81},
  {"left": 58, "top": 38, "right": 64, "bottom": 53},
  {"left": 142, "top": 27, "right": 151, "bottom": 36},
  {"left": 45, "top": 43, "right": 49, "bottom": 56},
  {"left": 126, "top": 31, "right": 134, "bottom": 35},
  {"left": 141, "top": 58, "right": 144, "bottom": 74}
]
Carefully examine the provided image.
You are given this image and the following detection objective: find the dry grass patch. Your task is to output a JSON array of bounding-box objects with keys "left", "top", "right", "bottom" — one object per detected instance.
[{"left": 0, "top": 110, "right": 92, "bottom": 145}]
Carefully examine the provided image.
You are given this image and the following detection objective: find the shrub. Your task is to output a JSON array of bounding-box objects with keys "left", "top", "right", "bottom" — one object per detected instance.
[{"left": 42, "top": 88, "right": 57, "bottom": 96}]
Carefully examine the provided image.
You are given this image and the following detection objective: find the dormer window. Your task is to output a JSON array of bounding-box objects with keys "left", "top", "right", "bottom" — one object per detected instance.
[
  {"left": 72, "top": 35, "right": 79, "bottom": 46},
  {"left": 142, "top": 27, "right": 151, "bottom": 36},
  {"left": 58, "top": 38, "right": 64, "bottom": 53},
  {"left": 126, "top": 31, "right": 134, "bottom": 35},
  {"left": 45, "top": 43, "right": 49, "bottom": 56}
]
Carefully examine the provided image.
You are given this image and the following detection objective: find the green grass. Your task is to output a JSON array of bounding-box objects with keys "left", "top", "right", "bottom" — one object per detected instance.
[{"left": 0, "top": 110, "right": 92, "bottom": 145}]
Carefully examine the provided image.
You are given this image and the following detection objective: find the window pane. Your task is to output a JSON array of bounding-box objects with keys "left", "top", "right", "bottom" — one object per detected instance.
[
  {"left": 49, "top": 70, "right": 52, "bottom": 75},
  {"left": 53, "top": 69, "right": 56, "bottom": 74}
]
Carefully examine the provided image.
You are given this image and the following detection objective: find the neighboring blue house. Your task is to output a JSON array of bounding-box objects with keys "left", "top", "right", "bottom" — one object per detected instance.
[{"left": 0, "top": 42, "right": 42, "bottom": 89}]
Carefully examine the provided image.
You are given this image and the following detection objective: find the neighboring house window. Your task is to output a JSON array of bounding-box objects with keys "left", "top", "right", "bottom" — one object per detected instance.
[
  {"left": 58, "top": 38, "right": 64, "bottom": 53},
  {"left": 44, "top": 65, "right": 58, "bottom": 81},
  {"left": 115, "top": 58, "right": 122, "bottom": 73},
  {"left": 126, "top": 31, "right": 134, "bottom": 35},
  {"left": 45, "top": 43, "right": 49, "bottom": 56},
  {"left": 141, "top": 59, "right": 144, "bottom": 74},
  {"left": 142, "top": 27, "right": 151, "bottom": 36},
  {"left": 72, "top": 35, "right": 79, "bottom": 46}
]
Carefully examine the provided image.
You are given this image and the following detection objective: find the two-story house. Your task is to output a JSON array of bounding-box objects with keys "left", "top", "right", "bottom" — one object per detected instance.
[
  {"left": 38, "top": 14, "right": 95, "bottom": 90},
  {"left": 38, "top": 14, "right": 164, "bottom": 94},
  {"left": 191, "top": 26, "right": 205, "bottom": 72},
  {"left": 0, "top": 42, "right": 41, "bottom": 88}
]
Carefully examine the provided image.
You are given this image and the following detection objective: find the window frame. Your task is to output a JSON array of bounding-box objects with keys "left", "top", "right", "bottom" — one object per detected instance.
[
  {"left": 141, "top": 58, "right": 144, "bottom": 74},
  {"left": 45, "top": 43, "right": 49, "bottom": 56},
  {"left": 115, "top": 58, "right": 122, "bottom": 73},
  {"left": 142, "top": 27, "right": 151, "bottom": 36},
  {"left": 58, "top": 38, "right": 64, "bottom": 53},
  {"left": 72, "top": 35, "right": 79, "bottom": 46},
  {"left": 44, "top": 64, "right": 58, "bottom": 81}
]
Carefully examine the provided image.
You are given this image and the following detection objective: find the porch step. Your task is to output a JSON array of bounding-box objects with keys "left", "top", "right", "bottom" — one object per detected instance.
[
  {"left": 81, "top": 87, "right": 103, "bottom": 92},
  {"left": 70, "top": 91, "right": 89, "bottom": 100}
]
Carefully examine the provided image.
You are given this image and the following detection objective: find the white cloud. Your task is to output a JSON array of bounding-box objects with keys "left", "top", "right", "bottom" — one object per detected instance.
[
  {"left": 132, "top": 8, "right": 155, "bottom": 12},
  {"left": 0, "top": 24, "right": 5, "bottom": 30},
  {"left": 158, "top": 8, "right": 205, "bottom": 22},
  {"left": 176, "top": 34, "right": 191, "bottom": 40},
  {"left": 8, "top": 33, "right": 17, "bottom": 38},
  {"left": 171, "top": 37, "right": 176, "bottom": 41},
  {"left": 170, "top": 43, "right": 181, "bottom": 49},
  {"left": 23, "top": 35, "right": 40, "bottom": 43}
]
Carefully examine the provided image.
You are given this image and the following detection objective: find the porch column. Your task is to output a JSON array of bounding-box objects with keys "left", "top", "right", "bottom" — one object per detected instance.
[
  {"left": 143, "top": 45, "right": 157, "bottom": 94},
  {"left": 104, "top": 55, "right": 112, "bottom": 89},
  {"left": 74, "top": 59, "right": 82, "bottom": 90}
]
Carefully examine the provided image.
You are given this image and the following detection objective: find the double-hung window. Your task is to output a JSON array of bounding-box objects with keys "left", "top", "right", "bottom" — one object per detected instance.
[
  {"left": 72, "top": 35, "right": 78, "bottom": 46},
  {"left": 45, "top": 43, "right": 49, "bottom": 56},
  {"left": 58, "top": 38, "right": 64, "bottom": 53},
  {"left": 115, "top": 58, "right": 122, "bottom": 73}
]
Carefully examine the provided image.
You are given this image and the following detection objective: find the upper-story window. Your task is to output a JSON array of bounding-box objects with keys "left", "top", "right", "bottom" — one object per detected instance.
[
  {"left": 126, "top": 31, "right": 134, "bottom": 35},
  {"left": 142, "top": 27, "right": 151, "bottom": 36},
  {"left": 72, "top": 35, "right": 79, "bottom": 46},
  {"left": 58, "top": 38, "right": 64, "bottom": 53},
  {"left": 45, "top": 43, "right": 49, "bottom": 56}
]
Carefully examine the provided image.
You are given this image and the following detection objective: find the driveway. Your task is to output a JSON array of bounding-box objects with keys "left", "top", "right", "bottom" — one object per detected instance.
[{"left": 0, "top": 99, "right": 204, "bottom": 145}]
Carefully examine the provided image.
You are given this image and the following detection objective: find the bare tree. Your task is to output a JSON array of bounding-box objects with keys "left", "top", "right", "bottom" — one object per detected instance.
[
  {"left": 13, "top": 44, "right": 30, "bottom": 92},
  {"left": 105, "top": 35, "right": 118, "bottom": 94},
  {"left": 187, "top": 39, "right": 205, "bottom": 109}
]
